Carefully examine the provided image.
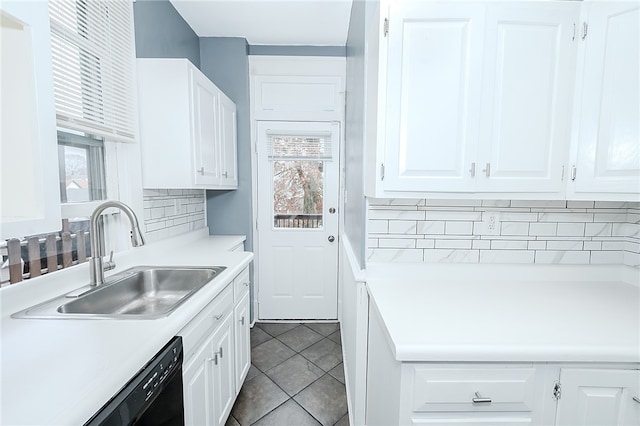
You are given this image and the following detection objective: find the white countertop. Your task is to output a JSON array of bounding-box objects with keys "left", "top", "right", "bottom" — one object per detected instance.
[
  {"left": 0, "top": 230, "right": 252, "bottom": 426},
  {"left": 366, "top": 263, "right": 640, "bottom": 363}
]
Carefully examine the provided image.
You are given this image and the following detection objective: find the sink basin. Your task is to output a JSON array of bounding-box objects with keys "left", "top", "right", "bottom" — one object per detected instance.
[{"left": 12, "top": 266, "right": 226, "bottom": 319}]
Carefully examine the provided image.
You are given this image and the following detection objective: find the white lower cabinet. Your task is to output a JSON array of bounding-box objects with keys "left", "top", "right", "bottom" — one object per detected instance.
[
  {"left": 183, "top": 331, "right": 215, "bottom": 426},
  {"left": 180, "top": 265, "right": 252, "bottom": 426},
  {"left": 233, "top": 292, "right": 250, "bottom": 393},
  {"left": 210, "top": 314, "right": 235, "bottom": 426},
  {"left": 366, "top": 308, "right": 640, "bottom": 426},
  {"left": 556, "top": 368, "right": 640, "bottom": 426}
]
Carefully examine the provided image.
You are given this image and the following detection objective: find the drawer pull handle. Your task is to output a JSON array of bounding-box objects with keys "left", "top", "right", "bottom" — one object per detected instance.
[
  {"left": 633, "top": 396, "right": 640, "bottom": 404},
  {"left": 243, "top": 282, "right": 250, "bottom": 287},
  {"left": 472, "top": 392, "right": 492, "bottom": 404},
  {"left": 240, "top": 316, "right": 245, "bottom": 325},
  {"left": 214, "top": 313, "right": 224, "bottom": 320}
]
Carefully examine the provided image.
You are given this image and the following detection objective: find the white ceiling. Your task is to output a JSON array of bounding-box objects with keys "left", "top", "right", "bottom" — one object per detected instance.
[{"left": 170, "top": 0, "right": 353, "bottom": 46}]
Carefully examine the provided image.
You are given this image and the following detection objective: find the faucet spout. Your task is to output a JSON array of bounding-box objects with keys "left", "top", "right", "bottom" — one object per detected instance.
[{"left": 89, "top": 201, "right": 145, "bottom": 286}]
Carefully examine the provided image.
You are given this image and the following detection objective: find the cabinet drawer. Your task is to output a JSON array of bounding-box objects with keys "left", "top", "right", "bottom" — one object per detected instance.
[
  {"left": 411, "top": 367, "right": 536, "bottom": 413},
  {"left": 233, "top": 267, "right": 250, "bottom": 303},
  {"left": 179, "top": 284, "right": 233, "bottom": 361}
]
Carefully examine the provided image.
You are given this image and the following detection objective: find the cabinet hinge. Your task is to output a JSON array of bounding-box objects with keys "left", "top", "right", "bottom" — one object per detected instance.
[
  {"left": 380, "top": 163, "right": 385, "bottom": 181},
  {"left": 582, "top": 21, "right": 588, "bottom": 40},
  {"left": 553, "top": 382, "right": 562, "bottom": 400},
  {"left": 383, "top": 18, "right": 389, "bottom": 37},
  {"left": 561, "top": 165, "right": 565, "bottom": 181},
  {"left": 571, "top": 165, "right": 577, "bottom": 181},
  {"left": 572, "top": 22, "right": 576, "bottom": 42}
]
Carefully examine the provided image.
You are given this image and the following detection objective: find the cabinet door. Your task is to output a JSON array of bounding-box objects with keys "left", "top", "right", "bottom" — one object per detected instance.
[
  {"left": 191, "top": 69, "right": 221, "bottom": 186},
  {"left": 555, "top": 368, "right": 640, "bottom": 426},
  {"left": 183, "top": 334, "right": 214, "bottom": 426},
  {"left": 219, "top": 94, "right": 238, "bottom": 188},
  {"left": 476, "top": 2, "right": 578, "bottom": 193},
  {"left": 1, "top": 1, "right": 61, "bottom": 239},
  {"left": 383, "top": 2, "right": 485, "bottom": 192},
  {"left": 571, "top": 1, "right": 640, "bottom": 196},
  {"left": 233, "top": 293, "right": 251, "bottom": 393},
  {"left": 211, "top": 313, "right": 236, "bottom": 426}
]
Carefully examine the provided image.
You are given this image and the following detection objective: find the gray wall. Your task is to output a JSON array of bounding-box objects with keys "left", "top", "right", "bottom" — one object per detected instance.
[
  {"left": 199, "top": 38, "right": 254, "bottom": 320},
  {"left": 199, "top": 38, "right": 252, "bottom": 253},
  {"left": 133, "top": 0, "right": 200, "bottom": 68},
  {"left": 344, "top": 0, "right": 367, "bottom": 268}
]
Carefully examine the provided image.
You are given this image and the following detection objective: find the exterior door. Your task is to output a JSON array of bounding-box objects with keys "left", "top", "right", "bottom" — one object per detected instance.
[{"left": 256, "top": 121, "right": 339, "bottom": 320}]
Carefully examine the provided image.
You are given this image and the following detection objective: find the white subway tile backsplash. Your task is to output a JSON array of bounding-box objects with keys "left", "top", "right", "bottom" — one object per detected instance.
[
  {"left": 369, "top": 209, "right": 425, "bottom": 220},
  {"left": 426, "top": 211, "right": 482, "bottom": 221},
  {"left": 538, "top": 212, "right": 593, "bottom": 223},
  {"left": 556, "top": 223, "right": 586, "bottom": 237},
  {"left": 528, "top": 241, "right": 547, "bottom": 250},
  {"left": 501, "top": 222, "right": 530, "bottom": 236},
  {"left": 591, "top": 251, "right": 624, "bottom": 264},
  {"left": 423, "top": 249, "right": 479, "bottom": 263},
  {"left": 367, "top": 198, "right": 639, "bottom": 268},
  {"left": 594, "top": 213, "right": 628, "bottom": 222},
  {"left": 546, "top": 240, "right": 584, "bottom": 251},
  {"left": 445, "top": 221, "right": 473, "bottom": 235},
  {"left": 435, "top": 239, "right": 472, "bottom": 249},
  {"left": 535, "top": 251, "right": 591, "bottom": 264},
  {"left": 378, "top": 238, "right": 416, "bottom": 249},
  {"left": 529, "top": 223, "right": 557, "bottom": 236},
  {"left": 472, "top": 240, "right": 491, "bottom": 249},
  {"left": 388, "top": 220, "right": 417, "bottom": 234},
  {"left": 367, "top": 248, "right": 423, "bottom": 262},
  {"left": 143, "top": 189, "right": 206, "bottom": 243},
  {"left": 585, "top": 223, "right": 612, "bottom": 237},
  {"left": 368, "top": 220, "right": 389, "bottom": 234},
  {"left": 480, "top": 250, "right": 535, "bottom": 264},
  {"left": 416, "top": 239, "right": 435, "bottom": 249},
  {"left": 490, "top": 240, "right": 528, "bottom": 250},
  {"left": 417, "top": 221, "right": 445, "bottom": 235}
]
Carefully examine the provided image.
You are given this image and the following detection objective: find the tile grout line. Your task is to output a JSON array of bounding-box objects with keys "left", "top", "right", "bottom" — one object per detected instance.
[{"left": 241, "top": 323, "right": 346, "bottom": 426}]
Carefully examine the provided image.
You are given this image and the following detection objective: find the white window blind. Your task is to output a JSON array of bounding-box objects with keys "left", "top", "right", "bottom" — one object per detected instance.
[
  {"left": 49, "top": 0, "right": 137, "bottom": 143},
  {"left": 267, "top": 132, "right": 333, "bottom": 161}
]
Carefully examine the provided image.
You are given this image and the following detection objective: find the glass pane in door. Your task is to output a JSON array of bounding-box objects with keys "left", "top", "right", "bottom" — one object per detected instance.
[{"left": 273, "top": 160, "right": 324, "bottom": 229}]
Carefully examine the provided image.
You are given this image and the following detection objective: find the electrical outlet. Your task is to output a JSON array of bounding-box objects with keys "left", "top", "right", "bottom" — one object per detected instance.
[{"left": 483, "top": 212, "right": 501, "bottom": 235}]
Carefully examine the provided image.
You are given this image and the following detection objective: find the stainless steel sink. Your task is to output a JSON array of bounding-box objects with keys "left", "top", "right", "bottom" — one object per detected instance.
[{"left": 12, "top": 266, "right": 226, "bottom": 319}]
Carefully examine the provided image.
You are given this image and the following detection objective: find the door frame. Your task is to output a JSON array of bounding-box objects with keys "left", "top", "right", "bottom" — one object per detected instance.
[{"left": 248, "top": 56, "right": 346, "bottom": 323}]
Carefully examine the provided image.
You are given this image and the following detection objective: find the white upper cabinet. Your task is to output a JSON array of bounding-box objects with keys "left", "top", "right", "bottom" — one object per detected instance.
[
  {"left": 219, "top": 94, "right": 238, "bottom": 188},
  {"left": 568, "top": 1, "right": 640, "bottom": 200},
  {"left": 383, "top": 2, "right": 484, "bottom": 192},
  {"left": 1, "top": 1, "right": 61, "bottom": 239},
  {"left": 476, "top": 2, "right": 578, "bottom": 193},
  {"left": 374, "top": 0, "right": 579, "bottom": 198},
  {"left": 137, "top": 58, "right": 238, "bottom": 190}
]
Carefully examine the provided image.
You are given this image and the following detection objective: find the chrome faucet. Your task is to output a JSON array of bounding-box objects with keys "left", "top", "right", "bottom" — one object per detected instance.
[{"left": 89, "top": 201, "right": 145, "bottom": 286}]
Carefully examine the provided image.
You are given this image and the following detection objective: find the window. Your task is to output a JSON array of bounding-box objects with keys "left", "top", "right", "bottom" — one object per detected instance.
[
  {"left": 49, "top": 0, "right": 138, "bottom": 143},
  {"left": 0, "top": 1, "right": 140, "bottom": 286},
  {"left": 268, "top": 134, "right": 331, "bottom": 229},
  {"left": 57, "top": 130, "right": 107, "bottom": 204}
]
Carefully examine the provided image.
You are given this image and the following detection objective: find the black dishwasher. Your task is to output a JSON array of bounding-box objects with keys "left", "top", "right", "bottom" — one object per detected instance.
[{"left": 85, "top": 336, "right": 184, "bottom": 426}]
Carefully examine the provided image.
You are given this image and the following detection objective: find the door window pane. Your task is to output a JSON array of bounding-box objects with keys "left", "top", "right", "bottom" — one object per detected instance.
[{"left": 273, "top": 160, "right": 324, "bottom": 229}]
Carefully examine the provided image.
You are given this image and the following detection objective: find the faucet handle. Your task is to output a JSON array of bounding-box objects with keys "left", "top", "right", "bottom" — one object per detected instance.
[{"left": 103, "top": 250, "right": 116, "bottom": 272}]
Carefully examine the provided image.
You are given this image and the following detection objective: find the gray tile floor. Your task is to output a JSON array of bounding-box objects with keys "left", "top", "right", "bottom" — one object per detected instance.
[{"left": 226, "top": 322, "right": 349, "bottom": 426}]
